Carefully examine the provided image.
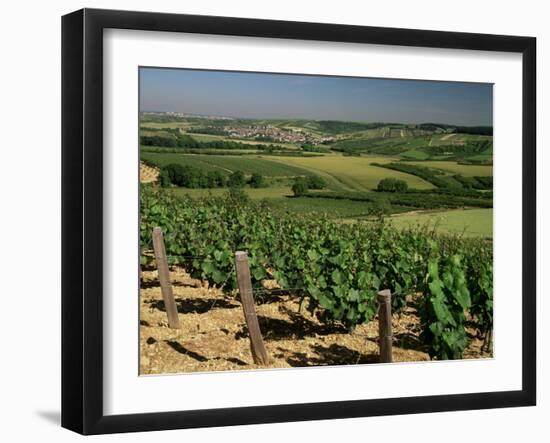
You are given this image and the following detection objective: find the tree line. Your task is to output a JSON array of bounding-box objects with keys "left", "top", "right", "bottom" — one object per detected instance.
[
  {"left": 159, "top": 163, "right": 265, "bottom": 189},
  {"left": 141, "top": 133, "right": 291, "bottom": 152}
]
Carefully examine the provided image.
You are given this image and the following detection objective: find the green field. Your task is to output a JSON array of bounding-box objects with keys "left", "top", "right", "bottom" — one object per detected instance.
[
  {"left": 170, "top": 186, "right": 293, "bottom": 200},
  {"left": 169, "top": 187, "right": 375, "bottom": 218},
  {"left": 141, "top": 122, "right": 193, "bottom": 130},
  {"left": 186, "top": 133, "right": 227, "bottom": 142},
  {"left": 400, "top": 149, "right": 430, "bottom": 160},
  {"left": 188, "top": 133, "right": 300, "bottom": 150},
  {"left": 428, "top": 133, "right": 492, "bottom": 146},
  {"left": 142, "top": 152, "right": 440, "bottom": 191},
  {"left": 140, "top": 129, "right": 177, "bottom": 137},
  {"left": 388, "top": 208, "right": 493, "bottom": 238},
  {"left": 267, "top": 155, "right": 435, "bottom": 191},
  {"left": 329, "top": 132, "right": 492, "bottom": 160},
  {"left": 142, "top": 127, "right": 302, "bottom": 150},
  {"left": 139, "top": 115, "right": 493, "bottom": 238},
  {"left": 142, "top": 151, "right": 494, "bottom": 193},
  {"left": 141, "top": 152, "right": 316, "bottom": 177},
  {"left": 406, "top": 161, "right": 493, "bottom": 177},
  {"left": 466, "top": 153, "right": 493, "bottom": 162},
  {"left": 268, "top": 196, "right": 376, "bottom": 217}
]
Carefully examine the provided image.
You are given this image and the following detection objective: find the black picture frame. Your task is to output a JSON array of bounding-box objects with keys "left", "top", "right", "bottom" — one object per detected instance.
[{"left": 61, "top": 8, "right": 536, "bottom": 435}]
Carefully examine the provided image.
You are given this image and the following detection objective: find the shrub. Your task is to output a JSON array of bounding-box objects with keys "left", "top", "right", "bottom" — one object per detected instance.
[
  {"left": 228, "top": 170, "right": 246, "bottom": 188},
  {"left": 249, "top": 173, "right": 265, "bottom": 188},
  {"left": 370, "top": 198, "right": 391, "bottom": 215},
  {"left": 306, "top": 175, "right": 326, "bottom": 190},
  {"left": 205, "top": 170, "right": 226, "bottom": 188},
  {"left": 292, "top": 179, "right": 309, "bottom": 197},
  {"left": 474, "top": 176, "right": 493, "bottom": 189},
  {"left": 377, "top": 178, "right": 409, "bottom": 192},
  {"left": 160, "top": 163, "right": 226, "bottom": 188},
  {"left": 158, "top": 168, "right": 171, "bottom": 187}
]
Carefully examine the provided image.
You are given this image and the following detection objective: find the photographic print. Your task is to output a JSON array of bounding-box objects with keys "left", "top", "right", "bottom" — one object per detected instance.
[{"left": 138, "top": 67, "right": 494, "bottom": 375}]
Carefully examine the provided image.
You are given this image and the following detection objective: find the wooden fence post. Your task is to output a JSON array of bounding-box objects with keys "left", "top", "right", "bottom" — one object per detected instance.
[
  {"left": 377, "top": 289, "right": 393, "bottom": 363},
  {"left": 152, "top": 227, "right": 181, "bottom": 329},
  {"left": 234, "top": 251, "right": 270, "bottom": 365}
]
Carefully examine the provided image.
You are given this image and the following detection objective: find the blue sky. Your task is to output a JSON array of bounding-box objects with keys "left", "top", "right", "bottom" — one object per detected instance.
[{"left": 139, "top": 67, "right": 493, "bottom": 126}]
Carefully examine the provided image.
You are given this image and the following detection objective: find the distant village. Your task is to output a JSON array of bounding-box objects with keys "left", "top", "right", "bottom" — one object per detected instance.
[
  {"left": 142, "top": 112, "right": 336, "bottom": 144},
  {"left": 225, "top": 125, "right": 336, "bottom": 144}
]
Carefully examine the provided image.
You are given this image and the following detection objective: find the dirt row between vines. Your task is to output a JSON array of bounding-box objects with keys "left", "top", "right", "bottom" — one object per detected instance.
[{"left": 139, "top": 265, "right": 491, "bottom": 375}]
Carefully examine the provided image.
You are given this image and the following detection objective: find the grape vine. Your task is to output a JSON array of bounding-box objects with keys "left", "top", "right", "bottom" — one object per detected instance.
[{"left": 140, "top": 185, "right": 493, "bottom": 360}]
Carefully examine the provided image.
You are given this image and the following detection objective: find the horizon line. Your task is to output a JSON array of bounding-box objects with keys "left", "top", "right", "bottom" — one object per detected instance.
[{"left": 140, "top": 110, "right": 493, "bottom": 128}]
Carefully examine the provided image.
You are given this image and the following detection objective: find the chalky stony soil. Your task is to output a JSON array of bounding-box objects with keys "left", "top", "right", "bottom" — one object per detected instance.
[
  {"left": 140, "top": 161, "right": 159, "bottom": 183},
  {"left": 139, "top": 265, "right": 491, "bottom": 375}
]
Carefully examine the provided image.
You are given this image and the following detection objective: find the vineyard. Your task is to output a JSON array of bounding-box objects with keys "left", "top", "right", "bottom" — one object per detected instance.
[{"left": 140, "top": 184, "right": 493, "bottom": 366}]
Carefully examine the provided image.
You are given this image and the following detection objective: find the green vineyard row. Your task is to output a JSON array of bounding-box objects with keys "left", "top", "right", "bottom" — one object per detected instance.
[{"left": 140, "top": 185, "right": 493, "bottom": 360}]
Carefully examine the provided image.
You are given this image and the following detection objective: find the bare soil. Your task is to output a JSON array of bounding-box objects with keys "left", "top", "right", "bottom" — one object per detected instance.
[
  {"left": 139, "top": 265, "right": 492, "bottom": 375},
  {"left": 140, "top": 161, "right": 159, "bottom": 183}
]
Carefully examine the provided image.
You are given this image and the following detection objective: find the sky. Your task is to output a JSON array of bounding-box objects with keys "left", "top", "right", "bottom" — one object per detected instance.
[{"left": 139, "top": 67, "right": 493, "bottom": 126}]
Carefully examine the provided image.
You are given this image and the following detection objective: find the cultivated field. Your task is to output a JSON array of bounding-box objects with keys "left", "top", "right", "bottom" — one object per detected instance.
[
  {"left": 189, "top": 132, "right": 301, "bottom": 149},
  {"left": 171, "top": 186, "right": 293, "bottom": 200},
  {"left": 267, "top": 155, "right": 435, "bottom": 191},
  {"left": 141, "top": 146, "right": 493, "bottom": 237},
  {"left": 138, "top": 113, "right": 494, "bottom": 374},
  {"left": 142, "top": 151, "right": 439, "bottom": 191},
  {"left": 170, "top": 187, "right": 399, "bottom": 219},
  {"left": 141, "top": 152, "right": 316, "bottom": 177},
  {"left": 141, "top": 121, "right": 193, "bottom": 130},
  {"left": 389, "top": 208, "right": 493, "bottom": 238},
  {"left": 406, "top": 161, "right": 493, "bottom": 177},
  {"left": 428, "top": 133, "right": 492, "bottom": 146}
]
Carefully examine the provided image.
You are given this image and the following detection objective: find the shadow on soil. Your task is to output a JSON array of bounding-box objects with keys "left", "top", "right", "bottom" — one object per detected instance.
[
  {"left": 140, "top": 279, "right": 160, "bottom": 289},
  {"left": 283, "top": 343, "right": 379, "bottom": 367},
  {"left": 221, "top": 357, "right": 248, "bottom": 366},
  {"left": 164, "top": 340, "right": 247, "bottom": 366},
  {"left": 235, "top": 308, "right": 348, "bottom": 341},
  {"left": 251, "top": 291, "right": 293, "bottom": 305},
  {"left": 392, "top": 332, "right": 429, "bottom": 353},
  {"left": 147, "top": 297, "right": 239, "bottom": 314},
  {"left": 165, "top": 341, "right": 209, "bottom": 362}
]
